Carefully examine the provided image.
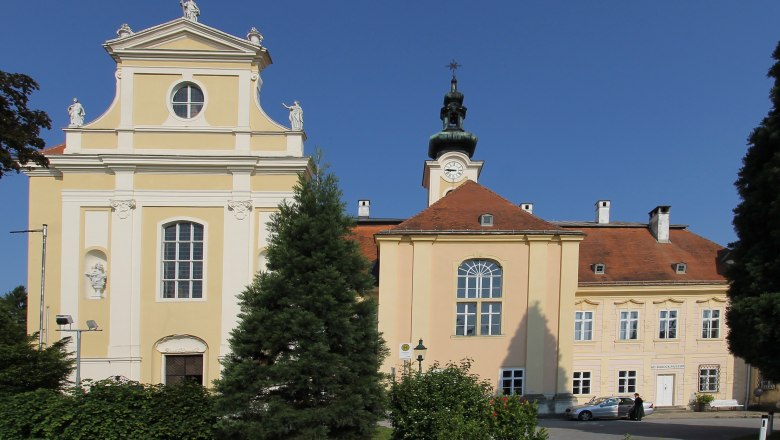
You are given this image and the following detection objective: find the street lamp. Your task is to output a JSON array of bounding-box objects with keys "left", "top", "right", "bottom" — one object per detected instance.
[
  {"left": 10, "top": 224, "right": 47, "bottom": 350},
  {"left": 413, "top": 338, "right": 427, "bottom": 372},
  {"left": 56, "top": 316, "right": 101, "bottom": 388}
]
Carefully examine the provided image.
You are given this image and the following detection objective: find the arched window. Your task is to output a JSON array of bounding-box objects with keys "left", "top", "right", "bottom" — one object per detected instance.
[
  {"left": 455, "top": 259, "right": 502, "bottom": 336},
  {"left": 161, "top": 221, "right": 204, "bottom": 299}
]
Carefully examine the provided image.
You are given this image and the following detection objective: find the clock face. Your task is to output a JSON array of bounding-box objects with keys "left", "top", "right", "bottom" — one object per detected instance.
[{"left": 443, "top": 160, "right": 464, "bottom": 180}]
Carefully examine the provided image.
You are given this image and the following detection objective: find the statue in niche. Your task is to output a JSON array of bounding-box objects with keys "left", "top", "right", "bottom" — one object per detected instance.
[
  {"left": 180, "top": 0, "right": 200, "bottom": 21},
  {"left": 85, "top": 263, "right": 107, "bottom": 296},
  {"left": 283, "top": 101, "right": 303, "bottom": 131},
  {"left": 67, "top": 98, "right": 85, "bottom": 127}
]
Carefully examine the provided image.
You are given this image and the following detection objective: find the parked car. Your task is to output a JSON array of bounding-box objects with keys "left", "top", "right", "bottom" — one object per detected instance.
[{"left": 564, "top": 396, "right": 655, "bottom": 421}]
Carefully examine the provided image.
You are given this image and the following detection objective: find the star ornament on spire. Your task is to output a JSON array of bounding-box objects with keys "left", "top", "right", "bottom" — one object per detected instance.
[{"left": 446, "top": 59, "right": 461, "bottom": 78}]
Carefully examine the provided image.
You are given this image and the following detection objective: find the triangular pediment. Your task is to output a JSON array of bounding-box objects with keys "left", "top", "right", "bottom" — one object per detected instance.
[{"left": 104, "top": 18, "right": 269, "bottom": 63}]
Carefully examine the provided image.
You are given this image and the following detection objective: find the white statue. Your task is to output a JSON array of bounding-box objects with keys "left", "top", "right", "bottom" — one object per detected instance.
[
  {"left": 283, "top": 101, "right": 303, "bottom": 131},
  {"left": 181, "top": 0, "right": 200, "bottom": 21},
  {"left": 68, "top": 98, "right": 85, "bottom": 127},
  {"left": 85, "top": 263, "right": 107, "bottom": 296}
]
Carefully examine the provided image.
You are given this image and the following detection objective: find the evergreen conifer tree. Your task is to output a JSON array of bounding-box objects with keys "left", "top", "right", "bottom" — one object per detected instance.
[
  {"left": 215, "top": 158, "right": 387, "bottom": 439},
  {"left": 727, "top": 41, "right": 780, "bottom": 382}
]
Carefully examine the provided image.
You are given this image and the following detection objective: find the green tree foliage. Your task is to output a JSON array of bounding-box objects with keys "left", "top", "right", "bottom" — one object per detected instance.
[
  {"left": 0, "top": 286, "right": 73, "bottom": 395},
  {"left": 0, "top": 71, "right": 51, "bottom": 178},
  {"left": 728, "top": 41, "right": 780, "bottom": 382},
  {"left": 0, "top": 379, "right": 216, "bottom": 439},
  {"left": 215, "top": 157, "right": 387, "bottom": 439},
  {"left": 389, "top": 360, "right": 547, "bottom": 440}
]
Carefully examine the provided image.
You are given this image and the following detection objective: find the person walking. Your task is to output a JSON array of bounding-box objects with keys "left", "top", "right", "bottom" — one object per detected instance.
[{"left": 630, "top": 393, "right": 645, "bottom": 421}]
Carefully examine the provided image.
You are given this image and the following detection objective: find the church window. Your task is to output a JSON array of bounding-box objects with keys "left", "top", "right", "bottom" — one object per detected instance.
[
  {"left": 161, "top": 221, "right": 204, "bottom": 299},
  {"left": 171, "top": 82, "right": 204, "bottom": 119},
  {"left": 456, "top": 259, "right": 502, "bottom": 336}
]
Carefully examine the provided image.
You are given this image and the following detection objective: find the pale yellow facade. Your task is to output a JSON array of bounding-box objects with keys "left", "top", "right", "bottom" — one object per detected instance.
[{"left": 25, "top": 16, "right": 309, "bottom": 386}]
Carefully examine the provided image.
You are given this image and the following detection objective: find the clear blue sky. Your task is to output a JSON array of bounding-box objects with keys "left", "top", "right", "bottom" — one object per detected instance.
[{"left": 1, "top": 1, "right": 779, "bottom": 294}]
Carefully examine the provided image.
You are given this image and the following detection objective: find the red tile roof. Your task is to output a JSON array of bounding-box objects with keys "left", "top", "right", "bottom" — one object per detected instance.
[
  {"left": 568, "top": 224, "right": 727, "bottom": 284},
  {"left": 387, "top": 180, "right": 568, "bottom": 233},
  {"left": 42, "top": 143, "right": 66, "bottom": 155},
  {"left": 350, "top": 222, "right": 399, "bottom": 263}
]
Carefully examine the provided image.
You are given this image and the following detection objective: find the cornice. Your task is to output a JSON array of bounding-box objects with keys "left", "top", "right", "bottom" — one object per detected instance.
[{"left": 46, "top": 154, "right": 308, "bottom": 174}]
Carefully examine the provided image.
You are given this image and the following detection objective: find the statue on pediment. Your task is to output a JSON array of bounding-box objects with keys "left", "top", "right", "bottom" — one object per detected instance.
[
  {"left": 68, "top": 98, "right": 85, "bottom": 127},
  {"left": 283, "top": 101, "right": 303, "bottom": 131},
  {"left": 181, "top": 0, "right": 200, "bottom": 22}
]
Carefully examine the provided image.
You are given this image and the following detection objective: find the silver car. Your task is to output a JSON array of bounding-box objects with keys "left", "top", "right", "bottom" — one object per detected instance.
[{"left": 564, "top": 396, "right": 655, "bottom": 421}]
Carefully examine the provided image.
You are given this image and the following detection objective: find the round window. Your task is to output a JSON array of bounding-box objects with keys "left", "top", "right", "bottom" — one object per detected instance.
[{"left": 171, "top": 82, "right": 204, "bottom": 119}]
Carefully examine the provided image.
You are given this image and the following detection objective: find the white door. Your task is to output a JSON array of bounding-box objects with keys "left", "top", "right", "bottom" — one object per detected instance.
[{"left": 656, "top": 375, "right": 674, "bottom": 406}]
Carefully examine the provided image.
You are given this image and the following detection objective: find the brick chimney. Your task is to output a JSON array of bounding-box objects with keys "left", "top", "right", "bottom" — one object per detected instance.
[
  {"left": 649, "top": 206, "right": 671, "bottom": 243},
  {"left": 595, "top": 200, "right": 610, "bottom": 224},
  {"left": 358, "top": 200, "right": 370, "bottom": 219}
]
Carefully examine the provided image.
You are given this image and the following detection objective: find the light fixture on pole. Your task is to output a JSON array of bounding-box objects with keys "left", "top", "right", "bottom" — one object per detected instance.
[
  {"left": 413, "top": 338, "right": 427, "bottom": 373},
  {"left": 56, "top": 315, "right": 101, "bottom": 388},
  {"left": 10, "top": 224, "right": 48, "bottom": 350}
]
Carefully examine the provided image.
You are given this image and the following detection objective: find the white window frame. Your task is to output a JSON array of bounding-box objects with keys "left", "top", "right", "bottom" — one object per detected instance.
[
  {"left": 157, "top": 218, "right": 207, "bottom": 302},
  {"left": 619, "top": 310, "right": 639, "bottom": 340},
  {"left": 701, "top": 309, "right": 721, "bottom": 339},
  {"left": 573, "top": 371, "right": 591, "bottom": 395},
  {"left": 170, "top": 81, "right": 205, "bottom": 119},
  {"left": 499, "top": 368, "right": 524, "bottom": 396},
  {"left": 618, "top": 370, "right": 637, "bottom": 394},
  {"left": 698, "top": 365, "right": 720, "bottom": 392},
  {"left": 455, "top": 259, "right": 502, "bottom": 336},
  {"left": 574, "top": 311, "right": 593, "bottom": 341},
  {"left": 658, "top": 309, "right": 678, "bottom": 339}
]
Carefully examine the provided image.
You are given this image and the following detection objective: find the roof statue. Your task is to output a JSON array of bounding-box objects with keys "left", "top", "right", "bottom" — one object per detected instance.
[
  {"left": 180, "top": 0, "right": 200, "bottom": 22},
  {"left": 247, "top": 27, "right": 264, "bottom": 45},
  {"left": 283, "top": 101, "right": 303, "bottom": 131},
  {"left": 117, "top": 23, "right": 133, "bottom": 38},
  {"left": 68, "top": 98, "right": 85, "bottom": 127},
  {"left": 428, "top": 60, "right": 478, "bottom": 159}
]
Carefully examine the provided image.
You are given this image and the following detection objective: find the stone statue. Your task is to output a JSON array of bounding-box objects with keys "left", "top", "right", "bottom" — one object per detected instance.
[
  {"left": 85, "top": 263, "right": 107, "bottom": 296},
  {"left": 68, "top": 98, "right": 85, "bottom": 127},
  {"left": 180, "top": 0, "right": 200, "bottom": 21},
  {"left": 283, "top": 101, "right": 303, "bottom": 131}
]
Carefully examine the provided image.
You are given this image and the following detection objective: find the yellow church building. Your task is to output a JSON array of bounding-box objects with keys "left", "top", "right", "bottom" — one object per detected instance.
[{"left": 24, "top": 6, "right": 767, "bottom": 414}]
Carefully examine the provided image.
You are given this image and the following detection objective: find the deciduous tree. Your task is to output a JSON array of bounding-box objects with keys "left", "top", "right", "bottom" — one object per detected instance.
[{"left": 0, "top": 71, "right": 51, "bottom": 178}]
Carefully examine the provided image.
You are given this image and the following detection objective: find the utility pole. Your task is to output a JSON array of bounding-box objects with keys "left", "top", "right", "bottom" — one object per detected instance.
[{"left": 10, "top": 224, "right": 48, "bottom": 349}]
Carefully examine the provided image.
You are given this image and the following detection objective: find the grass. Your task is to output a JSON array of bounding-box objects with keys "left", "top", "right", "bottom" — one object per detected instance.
[{"left": 373, "top": 426, "right": 392, "bottom": 439}]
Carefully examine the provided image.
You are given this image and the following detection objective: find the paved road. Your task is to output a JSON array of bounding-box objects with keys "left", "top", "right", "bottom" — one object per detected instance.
[{"left": 539, "top": 416, "right": 772, "bottom": 440}]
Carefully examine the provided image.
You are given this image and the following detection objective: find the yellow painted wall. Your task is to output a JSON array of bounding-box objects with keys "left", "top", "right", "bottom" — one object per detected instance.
[
  {"left": 134, "top": 132, "right": 235, "bottom": 150},
  {"left": 62, "top": 173, "right": 115, "bottom": 191},
  {"left": 26, "top": 177, "right": 63, "bottom": 347},
  {"left": 250, "top": 135, "right": 287, "bottom": 152},
  {"left": 250, "top": 174, "right": 300, "bottom": 192},
  {"left": 133, "top": 73, "right": 178, "bottom": 126},
  {"left": 81, "top": 132, "right": 118, "bottom": 150},
  {"left": 150, "top": 36, "right": 232, "bottom": 51},
  {"left": 86, "top": 95, "right": 121, "bottom": 130},
  {"left": 134, "top": 173, "right": 232, "bottom": 191},
  {"left": 139, "top": 207, "right": 225, "bottom": 384},
  {"left": 195, "top": 74, "right": 238, "bottom": 127}
]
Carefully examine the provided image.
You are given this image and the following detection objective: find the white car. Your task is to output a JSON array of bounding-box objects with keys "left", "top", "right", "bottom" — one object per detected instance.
[{"left": 564, "top": 396, "right": 655, "bottom": 421}]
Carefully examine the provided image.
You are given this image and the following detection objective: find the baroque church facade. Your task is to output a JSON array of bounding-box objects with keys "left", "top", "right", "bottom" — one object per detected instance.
[{"left": 24, "top": 6, "right": 769, "bottom": 412}]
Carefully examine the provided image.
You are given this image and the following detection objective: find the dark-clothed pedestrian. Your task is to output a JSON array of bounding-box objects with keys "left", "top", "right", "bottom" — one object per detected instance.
[{"left": 630, "top": 393, "right": 645, "bottom": 421}]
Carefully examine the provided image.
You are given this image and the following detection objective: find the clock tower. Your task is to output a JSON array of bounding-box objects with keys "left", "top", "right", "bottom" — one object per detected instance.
[{"left": 423, "top": 73, "right": 483, "bottom": 206}]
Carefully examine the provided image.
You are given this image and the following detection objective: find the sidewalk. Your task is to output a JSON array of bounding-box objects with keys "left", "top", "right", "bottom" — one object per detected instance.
[{"left": 651, "top": 409, "right": 774, "bottom": 419}]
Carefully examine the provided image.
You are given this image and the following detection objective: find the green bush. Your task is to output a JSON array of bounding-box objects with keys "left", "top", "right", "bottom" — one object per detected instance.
[
  {"left": 0, "top": 379, "right": 217, "bottom": 439},
  {"left": 695, "top": 393, "right": 715, "bottom": 405},
  {"left": 389, "top": 360, "right": 547, "bottom": 440}
]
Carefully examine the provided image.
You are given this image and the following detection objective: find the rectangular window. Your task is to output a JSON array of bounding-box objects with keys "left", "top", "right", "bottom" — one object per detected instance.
[
  {"left": 619, "top": 310, "right": 639, "bottom": 340},
  {"left": 759, "top": 374, "right": 777, "bottom": 390},
  {"left": 702, "top": 309, "right": 720, "bottom": 338},
  {"left": 575, "top": 311, "right": 593, "bottom": 341},
  {"left": 480, "top": 302, "right": 502, "bottom": 335},
  {"left": 500, "top": 368, "right": 524, "bottom": 395},
  {"left": 161, "top": 222, "right": 204, "bottom": 299},
  {"left": 659, "top": 310, "right": 678, "bottom": 339},
  {"left": 699, "top": 365, "right": 719, "bottom": 392},
  {"left": 618, "top": 370, "right": 637, "bottom": 394},
  {"left": 165, "top": 354, "right": 203, "bottom": 385},
  {"left": 573, "top": 371, "right": 591, "bottom": 395},
  {"left": 455, "top": 303, "right": 476, "bottom": 336}
]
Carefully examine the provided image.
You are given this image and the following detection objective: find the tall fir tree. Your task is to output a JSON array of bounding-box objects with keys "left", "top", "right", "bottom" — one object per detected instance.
[
  {"left": 727, "top": 41, "right": 780, "bottom": 382},
  {"left": 215, "top": 157, "right": 387, "bottom": 439}
]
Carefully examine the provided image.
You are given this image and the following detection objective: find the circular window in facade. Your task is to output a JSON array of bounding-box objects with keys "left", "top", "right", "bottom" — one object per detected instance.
[{"left": 171, "top": 82, "right": 204, "bottom": 119}]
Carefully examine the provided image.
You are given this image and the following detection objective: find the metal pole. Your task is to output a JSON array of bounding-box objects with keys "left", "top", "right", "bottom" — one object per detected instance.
[
  {"left": 38, "top": 224, "right": 47, "bottom": 350},
  {"left": 75, "top": 330, "right": 82, "bottom": 388},
  {"left": 759, "top": 415, "right": 769, "bottom": 440}
]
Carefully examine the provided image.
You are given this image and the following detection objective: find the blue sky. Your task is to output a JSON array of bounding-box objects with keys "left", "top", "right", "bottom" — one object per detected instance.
[{"left": 1, "top": 1, "right": 779, "bottom": 294}]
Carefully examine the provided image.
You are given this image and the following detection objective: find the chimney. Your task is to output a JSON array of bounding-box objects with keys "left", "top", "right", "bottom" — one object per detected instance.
[
  {"left": 595, "top": 200, "right": 610, "bottom": 224},
  {"left": 520, "top": 202, "right": 533, "bottom": 214},
  {"left": 649, "top": 205, "right": 671, "bottom": 243},
  {"left": 358, "top": 200, "right": 370, "bottom": 219}
]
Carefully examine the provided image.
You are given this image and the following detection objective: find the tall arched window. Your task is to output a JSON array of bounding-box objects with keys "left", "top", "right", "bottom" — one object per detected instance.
[
  {"left": 161, "top": 221, "right": 204, "bottom": 299},
  {"left": 456, "top": 259, "right": 502, "bottom": 336}
]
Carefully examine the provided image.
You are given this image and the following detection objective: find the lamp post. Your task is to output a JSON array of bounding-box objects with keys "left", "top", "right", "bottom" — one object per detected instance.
[
  {"left": 10, "top": 224, "right": 47, "bottom": 350},
  {"left": 413, "top": 338, "right": 427, "bottom": 373},
  {"left": 56, "top": 316, "right": 101, "bottom": 388}
]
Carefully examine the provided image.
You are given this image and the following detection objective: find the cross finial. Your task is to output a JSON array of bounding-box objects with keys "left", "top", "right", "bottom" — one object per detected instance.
[{"left": 446, "top": 59, "right": 461, "bottom": 79}]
